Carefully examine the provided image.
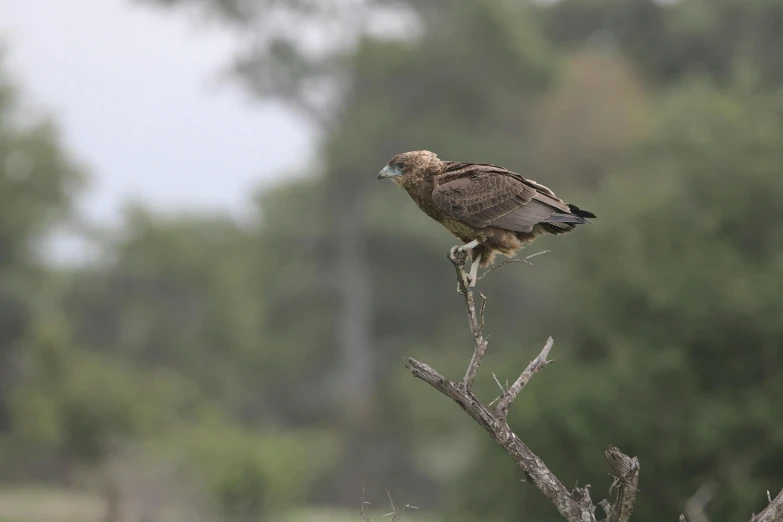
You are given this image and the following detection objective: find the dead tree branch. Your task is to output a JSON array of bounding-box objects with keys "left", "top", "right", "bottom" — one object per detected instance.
[
  {"left": 360, "top": 489, "right": 417, "bottom": 522},
  {"left": 494, "top": 336, "right": 553, "bottom": 420},
  {"left": 361, "top": 487, "right": 371, "bottom": 522},
  {"left": 749, "top": 489, "right": 783, "bottom": 522},
  {"left": 383, "top": 489, "right": 399, "bottom": 521},
  {"left": 604, "top": 446, "right": 640, "bottom": 522},
  {"left": 448, "top": 246, "right": 488, "bottom": 393},
  {"left": 404, "top": 247, "right": 640, "bottom": 522},
  {"left": 402, "top": 245, "right": 783, "bottom": 522}
]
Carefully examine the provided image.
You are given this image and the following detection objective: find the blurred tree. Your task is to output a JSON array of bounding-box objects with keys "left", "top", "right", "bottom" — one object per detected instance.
[
  {"left": 157, "top": 423, "right": 337, "bottom": 520},
  {"left": 0, "top": 51, "right": 85, "bottom": 435},
  {"left": 534, "top": 48, "right": 649, "bottom": 191},
  {"left": 537, "top": 0, "right": 783, "bottom": 87},
  {"left": 61, "top": 207, "right": 271, "bottom": 419},
  {"left": 9, "top": 313, "right": 203, "bottom": 468}
]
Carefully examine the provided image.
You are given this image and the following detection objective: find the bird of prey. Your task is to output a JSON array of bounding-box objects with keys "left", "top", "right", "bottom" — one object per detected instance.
[{"left": 378, "top": 150, "right": 595, "bottom": 286}]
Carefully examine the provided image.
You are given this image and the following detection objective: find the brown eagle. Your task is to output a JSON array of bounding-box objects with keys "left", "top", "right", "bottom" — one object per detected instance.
[{"left": 378, "top": 150, "right": 595, "bottom": 286}]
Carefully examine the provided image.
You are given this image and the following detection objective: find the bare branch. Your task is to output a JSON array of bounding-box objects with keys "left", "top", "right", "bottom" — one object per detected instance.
[
  {"left": 599, "top": 499, "right": 613, "bottom": 518},
  {"left": 478, "top": 250, "right": 551, "bottom": 280},
  {"left": 384, "top": 490, "right": 398, "bottom": 522},
  {"left": 404, "top": 246, "right": 604, "bottom": 522},
  {"left": 750, "top": 488, "right": 783, "bottom": 522},
  {"left": 479, "top": 292, "right": 487, "bottom": 329},
  {"left": 447, "top": 246, "right": 488, "bottom": 392},
  {"left": 404, "top": 357, "right": 592, "bottom": 522},
  {"left": 604, "top": 446, "right": 640, "bottom": 522},
  {"left": 361, "top": 487, "right": 372, "bottom": 522},
  {"left": 494, "top": 337, "right": 554, "bottom": 419}
]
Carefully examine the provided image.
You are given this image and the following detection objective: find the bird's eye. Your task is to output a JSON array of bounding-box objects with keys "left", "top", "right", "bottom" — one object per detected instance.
[{"left": 394, "top": 163, "right": 404, "bottom": 171}]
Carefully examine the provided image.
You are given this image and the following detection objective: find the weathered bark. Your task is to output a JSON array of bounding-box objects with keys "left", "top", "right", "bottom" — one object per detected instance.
[{"left": 749, "top": 490, "right": 783, "bottom": 522}]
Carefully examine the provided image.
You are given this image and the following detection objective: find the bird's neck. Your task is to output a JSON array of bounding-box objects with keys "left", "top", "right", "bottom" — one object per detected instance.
[
  {"left": 401, "top": 174, "right": 442, "bottom": 220},
  {"left": 401, "top": 174, "right": 434, "bottom": 195}
]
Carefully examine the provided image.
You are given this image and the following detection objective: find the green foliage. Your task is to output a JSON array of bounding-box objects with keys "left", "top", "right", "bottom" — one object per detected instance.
[
  {"left": 8, "top": 313, "right": 205, "bottom": 465},
  {"left": 0, "top": 63, "right": 85, "bottom": 268},
  {"left": 538, "top": 0, "right": 783, "bottom": 87},
  {"left": 158, "top": 424, "right": 338, "bottom": 520},
  {"left": 0, "top": 50, "right": 85, "bottom": 441}
]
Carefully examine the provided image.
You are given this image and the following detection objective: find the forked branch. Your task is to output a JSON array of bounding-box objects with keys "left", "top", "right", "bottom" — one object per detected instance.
[
  {"left": 403, "top": 246, "right": 638, "bottom": 522},
  {"left": 401, "top": 246, "right": 782, "bottom": 522}
]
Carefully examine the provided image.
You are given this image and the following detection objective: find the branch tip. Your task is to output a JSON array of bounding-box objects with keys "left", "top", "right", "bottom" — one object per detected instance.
[{"left": 494, "top": 336, "right": 555, "bottom": 418}]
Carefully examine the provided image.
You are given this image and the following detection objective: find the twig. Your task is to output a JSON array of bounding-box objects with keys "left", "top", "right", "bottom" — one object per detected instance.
[
  {"left": 479, "top": 292, "right": 487, "bottom": 329},
  {"left": 447, "top": 247, "right": 488, "bottom": 392},
  {"left": 492, "top": 373, "right": 507, "bottom": 394},
  {"left": 383, "top": 490, "right": 398, "bottom": 521},
  {"left": 494, "top": 337, "right": 554, "bottom": 420},
  {"left": 361, "top": 487, "right": 372, "bottom": 522},
  {"left": 478, "top": 250, "right": 551, "bottom": 280}
]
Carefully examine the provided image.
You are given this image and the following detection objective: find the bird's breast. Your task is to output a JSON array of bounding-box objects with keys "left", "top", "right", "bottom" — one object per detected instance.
[{"left": 402, "top": 180, "right": 479, "bottom": 242}]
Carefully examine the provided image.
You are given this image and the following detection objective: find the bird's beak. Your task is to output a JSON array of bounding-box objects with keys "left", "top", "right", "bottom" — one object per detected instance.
[{"left": 378, "top": 165, "right": 401, "bottom": 181}]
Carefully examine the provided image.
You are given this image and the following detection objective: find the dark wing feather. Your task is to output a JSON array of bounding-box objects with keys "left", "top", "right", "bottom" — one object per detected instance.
[
  {"left": 432, "top": 163, "right": 576, "bottom": 233},
  {"left": 431, "top": 172, "right": 535, "bottom": 228}
]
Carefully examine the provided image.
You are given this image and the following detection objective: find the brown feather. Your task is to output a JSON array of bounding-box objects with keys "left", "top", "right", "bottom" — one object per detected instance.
[{"left": 381, "top": 150, "right": 595, "bottom": 266}]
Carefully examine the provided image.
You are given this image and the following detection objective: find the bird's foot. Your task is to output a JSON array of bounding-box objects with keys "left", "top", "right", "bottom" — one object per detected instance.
[
  {"left": 450, "top": 240, "right": 479, "bottom": 266},
  {"left": 451, "top": 241, "right": 481, "bottom": 293},
  {"left": 449, "top": 246, "right": 469, "bottom": 267},
  {"left": 458, "top": 239, "right": 480, "bottom": 254}
]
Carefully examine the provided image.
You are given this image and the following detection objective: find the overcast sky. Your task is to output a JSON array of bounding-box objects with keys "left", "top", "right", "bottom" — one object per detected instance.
[{"left": 0, "top": 0, "right": 313, "bottom": 230}]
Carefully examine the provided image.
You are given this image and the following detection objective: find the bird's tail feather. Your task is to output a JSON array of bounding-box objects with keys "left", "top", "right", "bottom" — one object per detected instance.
[
  {"left": 543, "top": 213, "right": 589, "bottom": 224},
  {"left": 539, "top": 222, "right": 576, "bottom": 234},
  {"left": 567, "top": 204, "right": 597, "bottom": 219}
]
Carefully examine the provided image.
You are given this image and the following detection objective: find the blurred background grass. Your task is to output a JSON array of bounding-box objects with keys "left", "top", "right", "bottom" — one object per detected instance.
[{"left": 0, "top": 0, "right": 782, "bottom": 521}]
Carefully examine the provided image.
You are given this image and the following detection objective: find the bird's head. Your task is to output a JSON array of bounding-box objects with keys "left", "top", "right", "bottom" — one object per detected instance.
[{"left": 378, "top": 150, "right": 441, "bottom": 186}]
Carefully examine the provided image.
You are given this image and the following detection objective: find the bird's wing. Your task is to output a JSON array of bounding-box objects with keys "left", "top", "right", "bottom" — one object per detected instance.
[{"left": 432, "top": 163, "right": 575, "bottom": 232}]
